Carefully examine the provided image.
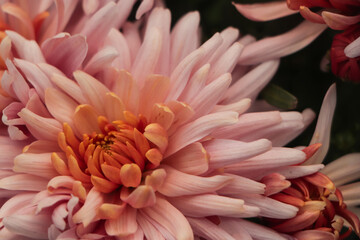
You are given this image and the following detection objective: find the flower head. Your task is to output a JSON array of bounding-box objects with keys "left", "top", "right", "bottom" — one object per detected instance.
[{"left": 0, "top": 2, "right": 320, "bottom": 239}]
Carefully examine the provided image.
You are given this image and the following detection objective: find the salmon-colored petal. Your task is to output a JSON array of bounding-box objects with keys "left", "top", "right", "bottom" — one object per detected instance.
[
  {"left": 166, "top": 111, "right": 238, "bottom": 157},
  {"left": 179, "top": 64, "right": 209, "bottom": 103},
  {"left": 218, "top": 217, "right": 253, "bottom": 240},
  {"left": 0, "top": 193, "right": 36, "bottom": 219},
  {"left": 73, "top": 104, "right": 100, "bottom": 135},
  {"left": 299, "top": 6, "right": 325, "bottom": 24},
  {"left": 123, "top": 185, "right": 156, "bottom": 209},
  {"left": 14, "top": 152, "right": 58, "bottom": 179},
  {"left": 2, "top": 3, "right": 34, "bottom": 39},
  {"left": 105, "top": 205, "right": 137, "bottom": 237},
  {"left": 272, "top": 210, "right": 321, "bottom": 232},
  {"left": 218, "top": 174, "right": 265, "bottom": 195},
  {"left": 137, "top": 211, "right": 165, "bottom": 240},
  {"left": 158, "top": 165, "right": 232, "bottom": 197},
  {"left": 233, "top": 1, "right": 296, "bottom": 21},
  {"left": 97, "top": 202, "right": 126, "bottom": 220},
  {"left": 141, "top": 196, "right": 193, "bottom": 240},
  {"left": 120, "top": 163, "right": 142, "bottom": 188},
  {"left": 52, "top": 203, "right": 68, "bottom": 231},
  {"left": 104, "top": 28, "right": 131, "bottom": 70},
  {"left": 261, "top": 173, "right": 291, "bottom": 196},
  {"left": 50, "top": 73, "right": 87, "bottom": 104},
  {"left": 187, "top": 217, "right": 236, "bottom": 240},
  {"left": 83, "top": 46, "right": 118, "bottom": 76},
  {"left": 91, "top": 175, "right": 118, "bottom": 194},
  {"left": 143, "top": 123, "right": 168, "bottom": 153},
  {"left": 166, "top": 101, "right": 195, "bottom": 135},
  {"left": 36, "top": 194, "right": 71, "bottom": 214},
  {"left": 293, "top": 230, "right": 335, "bottom": 240}
]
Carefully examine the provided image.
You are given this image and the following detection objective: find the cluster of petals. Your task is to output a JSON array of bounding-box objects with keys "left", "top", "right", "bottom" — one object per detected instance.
[
  {"left": 0, "top": 1, "right": 335, "bottom": 240},
  {"left": 234, "top": 0, "right": 360, "bottom": 81},
  {"left": 264, "top": 85, "right": 360, "bottom": 239}
]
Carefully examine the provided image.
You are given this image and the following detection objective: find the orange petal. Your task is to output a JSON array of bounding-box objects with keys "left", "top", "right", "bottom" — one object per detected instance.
[
  {"left": 120, "top": 164, "right": 141, "bottom": 188},
  {"left": 51, "top": 152, "right": 70, "bottom": 176},
  {"left": 145, "top": 148, "right": 163, "bottom": 167},
  {"left": 271, "top": 193, "right": 305, "bottom": 208},
  {"left": 72, "top": 180, "right": 87, "bottom": 202},
  {"left": 126, "top": 141, "right": 145, "bottom": 170},
  {"left": 301, "top": 143, "right": 322, "bottom": 162},
  {"left": 97, "top": 202, "right": 126, "bottom": 220},
  {"left": 133, "top": 128, "right": 150, "bottom": 157},
  {"left": 91, "top": 175, "right": 118, "bottom": 194},
  {"left": 145, "top": 169, "right": 166, "bottom": 191},
  {"left": 101, "top": 164, "right": 122, "bottom": 184},
  {"left": 68, "top": 155, "right": 91, "bottom": 183},
  {"left": 143, "top": 123, "right": 168, "bottom": 153},
  {"left": 63, "top": 123, "right": 80, "bottom": 150},
  {"left": 123, "top": 185, "right": 156, "bottom": 208},
  {"left": 304, "top": 172, "right": 335, "bottom": 193}
]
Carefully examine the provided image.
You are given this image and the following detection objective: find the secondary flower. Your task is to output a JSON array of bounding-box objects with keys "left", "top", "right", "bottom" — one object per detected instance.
[
  {"left": 264, "top": 85, "right": 360, "bottom": 239},
  {"left": 234, "top": 0, "right": 360, "bottom": 82},
  {"left": 0, "top": 3, "right": 320, "bottom": 240}
]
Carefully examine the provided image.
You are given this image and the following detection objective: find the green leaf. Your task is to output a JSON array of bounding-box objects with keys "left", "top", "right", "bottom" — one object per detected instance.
[{"left": 260, "top": 84, "right": 298, "bottom": 110}]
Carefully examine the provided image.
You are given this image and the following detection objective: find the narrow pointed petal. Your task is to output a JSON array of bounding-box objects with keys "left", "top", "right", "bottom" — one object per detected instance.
[
  {"left": 322, "top": 11, "right": 360, "bottom": 30},
  {"left": 233, "top": 1, "right": 296, "bottom": 21},
  {"left": 50, "top": 73, "right": 87, "bottom": 104},
  {"left": 218, "top": 174, "right": 265, "bottom": 195},
  {"left": 187, "top": 217, "right": 236, "bottom": 240},
  {"left": 83, "top": 46, "right": 119, "bottom": 76},
  {"left": 238, "top": 21, "right": 327, "bottom": 65},
  {"left": 137, "top": 211, "right": 166, "bottom": 240},
  {"left": 345, "top": 35, "right": 360, "bottom": 58}
]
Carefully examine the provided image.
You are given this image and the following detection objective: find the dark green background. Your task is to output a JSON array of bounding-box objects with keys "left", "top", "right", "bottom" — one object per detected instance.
[{"left": 165, "top": 0, "right": 360, "bottom": 239}]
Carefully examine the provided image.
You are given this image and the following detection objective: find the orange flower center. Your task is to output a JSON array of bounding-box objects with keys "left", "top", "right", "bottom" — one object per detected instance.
[{"left": 52, "top": 111, "right": 166, "bottom": 194}]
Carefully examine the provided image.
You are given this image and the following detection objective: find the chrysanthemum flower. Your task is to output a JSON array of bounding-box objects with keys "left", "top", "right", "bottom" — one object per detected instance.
[
  {"left": 234, "top": 0, "right": 360, "bottom": 82},
  {"left": 0, "top": 3, "right": 323, "bottom": 240},
  {"left": 263, "top": 85, "right": 360, "bottom": 239}
]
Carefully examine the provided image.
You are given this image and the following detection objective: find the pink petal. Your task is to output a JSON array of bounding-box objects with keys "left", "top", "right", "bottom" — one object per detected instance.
[
  {"left": 163, "top": 142, "right": 209, "bottom": 175},
  {"left": 3, "top": 214, "right": 52, "bottom": 239},
  {"left": 223, "top": 60, "right": 280, "bottom": 103},
  {"left": 83, "top": 46, "right": 119, "bottom": 76},
  {"left": 187, "top": 217, "right": 236, "bottom": 240},
  {"left": 105, "top": 205, "right": 137, "bottom": 237},
  {"left": 5, "top": 31, "right": 45, "bottom": 63},
  {"left": 158, "top": 165, "right": 232, "bottom": 197},
  {"left": 218, "top": 217, "right": 253, "bottom": 240},
  {"left": 306, "top": 84, "right": 336, "bottom": 165},
  {"left": 23, "top": 140, "right": 60, "bottom": 154},
  {"left": 262, "top": 173, "right": 291, "bottom": 196},
  {"left": 170, "top": 11, "right": 200, "bottom": 70},
  {"left": 41, "top": 33, "right": 88, "bottom": 77},
  {"left": 275, "top": 164, "right": 325, "bottom": 179},
  {"left": 73, "top": 104, "right": 101, "bottom": 136},
  {"left": 293, "top": 230, "right": 335, "bottom": 240},
  {"left": 14, "top": 153, "right": 58, "bottom": 179},
  {"left": 212, "top": 98, "right": 251, "bottom": 114},
  {"left": 50, "top": 74, "right": 87, "bottom": 104},
  {"left": 73, "top": 70, "right": 109, "bottom": 115},
  {"left": 345, "top": 35, "right": 360, "bottom": 58},
  {"left": 0, "top": 136, "right": 25, "bottom": 169},
  {"left": 137, "top": 211, "right": 165, "bottom": 240},
  {"left": 136, "top": 0, "right": 154, "bottom": 19},
  {"left": 36, "top": 195, "right": 71, "bottom": 214},
  {"left": 122, "top": 185, "right": 156, "bottom": 209},
  {"left": 189, "top": 73, "right": 232, "bottom": 118},
  {"left": 82, "top": 0, "right": 99, "bottom": 15},
  {"left": 204, "top": 138, "right": 272, "bottom": 169},
  {"left": 123, "top": 22, "right": 141, "bottom": 62},
  {"left": 0, "top": 174, "right": 48, "bottom": 191},
  {"left": 73, "top": 188, "right": 104, "bottom": 227},
  {"left": 4, "top": 59, "right": 30, "bottom": 104},
  {"left": 217, "top": 174, "right": 265, "bottom": 195},
  {"left": 104, "top": 92, "right": 125, "bottom": 122},
  {"left": 165, "top": 111, "right": 238, "bottom": 157},
  {"left": 140, "top": 196, "right": 193, "bottom": 239},
  {"left": 233, "top": 1, "right": 296, "bottom": 21},
  {"left": 169, "top": 194, "right": 256, "bottom": 218},
  {"left": 51, "top": 203, "right": 68, "bottom": 231},
  {"left": 18, "top": 108, "right": 62, "bottom": 140},
  {"left": 322, "top": 11, "right": 360, "bottom": 30},
  {"left": 104, "top": 29, "right": 131, "bottom": 70},
  {"left": 238, "top": 21, "right": 327, "bottom": 65},
  {"left": 0, "top": 193, "right": 36, "bottom": 219}
]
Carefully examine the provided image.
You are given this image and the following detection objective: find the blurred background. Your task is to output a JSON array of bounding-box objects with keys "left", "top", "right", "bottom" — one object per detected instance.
[{"left": 165, "top": 0, "right": 360, "bottom": 238}]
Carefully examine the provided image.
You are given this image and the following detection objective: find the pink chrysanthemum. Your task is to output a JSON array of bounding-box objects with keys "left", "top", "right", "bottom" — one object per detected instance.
[{"left": 0, "top": 2, "right": 339, "bottom": 240}]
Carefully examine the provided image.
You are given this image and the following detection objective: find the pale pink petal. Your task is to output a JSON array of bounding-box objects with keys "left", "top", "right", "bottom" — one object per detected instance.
[
  {"left": 212, "top": 111, "right": 282, "bottom": 140},
  {"left": 0, "top": 193, "right": 36, "bottom": 219},
  {"left": 73, "top": 188, "right": 104, "bottom": 227},
  {"left": 136, "top": 0, "right": 154, "bottom": 19},
  {"left": 82, "top": 0, "right": 99, "bottom": 15},
  {"left": 45, "top": 88, "right": 78, "bottom": 125},
  {"left": 104, "top": 92, "right": 125, "bottom": 122},
  {"left": 123, "top": 22, "right": 141, "bottom": 62},
  {"left": 36, "top": 195, "right": 71, "bottom": 214},
  {"left": 105, "top": 205, "right": 137, "bottom": 237},
  {"left": 13, "top": 58, "right": 53, "bottom": 100},
  {"left": 233, "top": 1, "right": 296, "bottom": 21},
  {"left": 262, "top": 173, "right": 291, "bottom": 196},
  {"left": 51, "top": 203, "right": 68, "bottom": 231},
  {"left": 137, "top": 211, "right": 165, "bottom": 240},
  {"left": 131, "top": 27, "right": 162, "bottom": 88},
  {"left": 25, "top": 89, "right": 52, "bottom": 117},
  {"left": 53, "top": 227, "right": 77, "bottom": 240},
  {"left": 83, "top": 46, "right": 119, "bottom": 76},
  {"left": 218, "top": 218, "right": 253, "bottom": 239},
  {"left": 23, "top": 140, "right": 60, "bottom": 154},
  {"left": 170, "top": 11, "right": 200, "bottom": 70},
  {"left": 18, "top": 108, "right": 62, "bottom": 140},
  {"left": 212, "top": 98, "right": 251, "bottom": 114},
  {"left": 119, "top": 226, "right": 144, "bottom": 240},
  {"left": 104, "top": 28, "right": 131, "bottom": 70},
  {"left": 169, "top": 194, "right": 254, "bottom": 217},
  {"left": 0, "top": 136, "right": 25, "bottom": 169},
  {"left": 345, "top": 35, "right": 360, "bottom": 58},
  {"left": 6, "top": 31, "right": 45, "bottom": 63},
  {"left": 195, "top": 32, "right": 223, "bottom": 68},
  {"left": 3, "top": 214, "right": 52, "bottom": 239},
  {"left": 163, "top": 142, "right": 209, "bottom": 175},
  {"left": 204, "top": 138, "right": 272, "bottom": 169},
  {"left": 141, "top": 197, "right": 193, "bottom": 239},
  {"left": 165, "top": 111, "right": 238, "bottom": 157},
  {"left": 179, "top": 64, "right": 210, "bottom": 103},
  {"left": 13, "top": 153, "right": 58, "bottom": 179},
  {"left": 274, "top": 164, "right": 325, "bottom": 179},
  {"left": 4, "top": 59, "right": 30, "bottom": 104},
  {"left": 219, "top": 172, "right": 261, "bottom": 196},
  {"left": 306, "top": 84, "right": 336, "bottom": 165},
  {"left": 235, "top": 193, "right": 298, "bottom": 219},
  {"left": 74, "top": 70, "right": 110, "bottom": 115},
  {"left": 222, "top": 60, "right": 280, "bottom": 103},
  {"left": 51, "top": 73, "right": 87, "bottom": 104},
  {"left": 238, "top": 21, "right": 327, "bottom": 65},
  {"left": 0, "top": 36, "right": 12, "bottom": 63},
  {"left": 0, "top": 228, "right": 32, "bottom": 240},
  {"left": 158, "top": 165, "right": 232, "bottom": 197},
  {"left": 336, "top": 182, "right": 360, "bottom": 206},
  {"left": 48, "top": 224, "right": 61, "bottom": 240},
  {"left": 41, "top": 33, "right": 88, "bottom": 77},
  {"left": 207, "top": 42, "right": 244, "bottom": 83},
  {"left": 322, "top": 11, "right": 360, "bottom": 30},
  {"left": 0, "top": 174, "right": 48, "bottom": 191},
  {"left": 223, "top": 218, "right": 289, "bottom": 240},
  {"left": 322, "top": 153, "right": 360, "bottom": 186},
  {"left": 187, "top": 217, "right": 236, "bottom": 240},
  {"left": 122, "top": 185, "right": 156, "bottom": 209},
  {"left": 189, "top": 73, "right": 232, "bottom": 118}
]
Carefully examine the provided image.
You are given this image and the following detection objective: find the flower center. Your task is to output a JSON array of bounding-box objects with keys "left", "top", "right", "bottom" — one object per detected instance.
[{"left": 52, "top": 110, "right": 166, "bottom": 194}]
